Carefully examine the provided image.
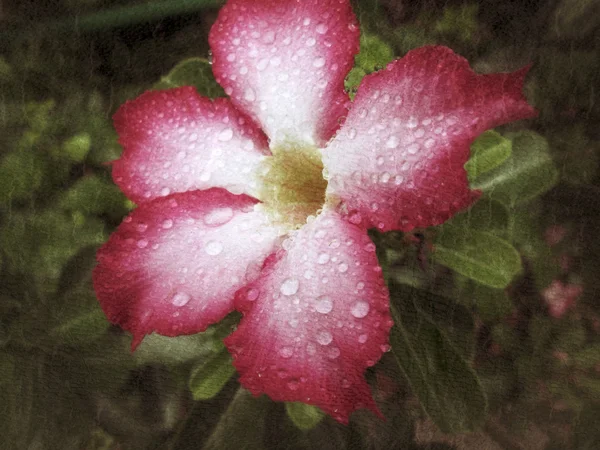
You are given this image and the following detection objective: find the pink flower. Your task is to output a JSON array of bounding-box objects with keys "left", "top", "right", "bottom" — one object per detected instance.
[
  {"left": 543, "top": 280, "right": 582, "bottom": 318},
  {"left": 93, "top": 0, "right": 536, "bottom": 423}
]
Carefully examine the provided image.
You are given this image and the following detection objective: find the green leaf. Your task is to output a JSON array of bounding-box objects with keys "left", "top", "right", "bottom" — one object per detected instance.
[
  {"left": 470, "top": 131, "right": 559, "bottom": 206},
  {"left": 389, "top": 289, "right": 487, "bottom": 433},
  {"left": 49, "top": 305, "right": 109, "bottom": 346},
  {"left": 433, "top": 224, "right": 522, "bottom": 288},
  {"left": 355, "top": 34, "right": 395, "bottom": 74},
  {"left": 189, "top": 348, "right": 236, "bottom": 401},
  {"left": 285, "top": 402, "right": 325, "bottom": 431},
  {"left": 202, "top": 389, "right": 268, "bottom": 450},
  {"left": 448, "top": 198, "right": 510, "bottom": 232},
  {"left": 0, "top": 150, "right": 47, "bottom": 205},
  {"left": 573, "top": 344, "right": 600, "bottom": 368},
  {"left": 465, "top": 130, "right": 512, "bottom": 180},
  {"left": 58, "top": 175, "right": 129, "bottom": 218},
  {"left": 153, "top": 57, "right": 225, "bottom": 98},
  {"left": 465, "top": 283, "right": 513, "bottom": 322},
  {"left": 62, "top": 132, "right": 91, "bottom": 163}
]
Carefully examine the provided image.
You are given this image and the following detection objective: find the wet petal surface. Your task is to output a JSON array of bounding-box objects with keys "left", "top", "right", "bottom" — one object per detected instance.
[
  {"left": 225, "top": 209, "right": 392, "bottom": 423},
  {"left": 112, "top": 87, "right": 269, "bottom": 204},
  {"left": 209, "top": 0, "right": 359, "bottom": 146},
  {"left": 93, "top": 189, "right": 281, "bottom": 347},
  {"left": 323, "top": 46, "right": 537, "bottom": 232}
]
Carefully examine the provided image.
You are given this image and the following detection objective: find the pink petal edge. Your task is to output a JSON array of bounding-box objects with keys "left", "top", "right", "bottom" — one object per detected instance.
[
  {"left": 209, "top": 0, "right": 359, "bottom": 147},
  {"left": 93, "top": 189, "right": 281, "bottom": 349},
  {"left": 323, "top": 46, "right": 537, "bottom": 232},
  {"left": 225, "top": 209, "right": 393, "bottom": 423}
]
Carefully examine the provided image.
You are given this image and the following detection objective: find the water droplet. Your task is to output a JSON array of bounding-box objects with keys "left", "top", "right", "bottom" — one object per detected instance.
[
  {"left": 136, "top": 223, "right": 148, "bottom": 232},
  {"left": 172, "top": 292, "right": 191, "bottom": 307},
  {"left": 407, "top": 143, "right": 420, "bottom": 154},
  {"left": 205, "top": 240, "right": 223, "bottom": 255},
  {"left": 279, "top": 346, "right": 294, "bottom": 358},
  {"left": 327, "top": 347, "right": 340, "bottom": 359},
  {"left": 316, "top": 23, "right": 328, "bottom": 34},
  {"left": 351, "top": 301, "right": 370, "bottom": 318},
  {"left": 287, "top": 379, "right": 300, "bottom": 390},
  {"left": 349, "top": 212, "right": 362, "bottom": 225},
  {"left": 316, "top": 330, "right": 333, "bottom": 345},
  {"left": 306, "top": 342, "right": 317, "bottom": 355},
  {"left": 306, "top": 37, "right": 316, "bottom": 46},
  {"left": 424, "top": 138, "right": 436, "bottom": 149},
  {"left": 406, "top": 117, "right": 419, "bottom": 129},
  {"left": 204, "top": 207, "right": 234, "bottom": 226},
  {"left": 317, "top": 253, "right": 330, "bottom": 264},
  {"left": 303, "top": 269, "right": 315, "bottom": 279},
  {"left": 379, "top": 172, "right": 391, "bottom": 183},
  {"left": 244, "top": 88, "right": 256, "bottom": 102},
  {"left": 370, "top": 202, "right": 379, "bottom": 212},
  {"left": 123, "top": 216, "right": 132, "bottom": 223},
  {"left": 338, "top": 263, "right": 348, "bottom": 273},
  {"left": 218, "top": 128, "right": 233, "bottom": 141},
  {"left": 347, "top": 127, "right": 357, "bottom": 139},
  {"left": 380, "top": 344, "right": 391, "bottom": 352},
  {"left": 136, "top": 239, "right": 148, "bottom": 248},
  {"left": 313, "top": 57, "right": 326, "bottom": 68},
  {"left": 246, "top": 288, "right": 259, "bottom": 301},
  {"left": 160, "top": 187, "right": 171, "bottom": 196},
  {"left": 162, "top": 219, "right": 173, "bottom": 229},
  {"left": 315, "top": 296, "right": 333, "bottom": 314},
  {"left": 376, "top": 156, "right": 385, "bottom": 166},
  {"left": 358, "top": 334, "right": 368, "bottom": 344},
  {"left": 385, "top": 136, "right": 399, "bottom": 149},
  {"left": 280, "top": 278, "right": 299, "bottom": 296}
]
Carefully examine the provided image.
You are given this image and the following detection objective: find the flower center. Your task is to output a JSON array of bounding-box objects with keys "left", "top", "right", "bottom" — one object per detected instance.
[{"left": 258, "top": 141, "right": 327, "bottom": 230}]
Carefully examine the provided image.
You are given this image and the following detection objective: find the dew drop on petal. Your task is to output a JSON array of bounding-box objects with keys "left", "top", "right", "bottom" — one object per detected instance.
[
  {"left": 136, "top": 223, "right": 148, "bottom": 232},
  {"left": 204, "top": 207, "right": 234, "bottom": 226},
  {"left": 287, "top": 379, "right": 300, "bottom": 390},
  {"left": 171, "top": 292, "right": 191, "bottom": 307},
  {"left": 217, "top": 128, "right": 233, "bottom": 141},
  {"left": 327, "top": 347, "right": 341, "bottom": 360},
  {"left": 279, "top": 346, "right": 294, "bottom": 358},
  {"left": 316, "top": 330, "right": 333, "bottom": 345},
  {"left": 205, "top": 240, "right": 223, "bottom": 255},
  {"left": 351, "top": 301, "right": 370, "bottom": 318},
  {"left": 280, "top": 278, "right": 299, "bottom": 296},
  {"left": 315, "top": 296, "right": 333, "bottom": 314},
  {"left": 358, "top": 333, "right": 368, "bottom": 344},
  {"left": 317, "top": 253, "right": 330, "bottom": 264},
  {"left": 338, "top": 263, "right": 348, "bottom": 273},
  {"left": 246, "top": 288, "right": 259, "bottom": 301},
  {"left": 136, "top": 239, "right": 148, "bottom": 249},
  {"left": 313, "top": 57, "right": 326, "bottom": 68},
  {"left": 385, "top": 136, "right": 399, "bottom": 149},
  {"left": 162, "top": 219, "right": 173, "bottom": 229}
]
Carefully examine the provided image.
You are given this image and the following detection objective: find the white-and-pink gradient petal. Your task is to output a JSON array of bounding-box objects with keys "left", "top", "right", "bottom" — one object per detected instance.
[
  {"left": 323, "top": 46, "right": 537, "bottom": 232},
  {"left": 112, "top": 87, "right": 269, "bottom": 204},
  {"left": 225, "top": 209, "right": 393, "bottom": 423},
  {"left": 209, "top": 0, "right": 359, "bottom": 147},
  {"left": 93, "top": 189, "right": 281, "bottom": 348}
]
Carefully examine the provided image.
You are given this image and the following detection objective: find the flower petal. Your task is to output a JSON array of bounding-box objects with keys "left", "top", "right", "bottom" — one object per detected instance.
[
  {"left": 225, "top": 209, "right": 392, "bottom": 423},
  {"left": 323, "top": 46, "right": 537, "bottom": 232},
  {"left": 209, "top": 0, "right": 359, "bottom": 146},
  {"left": 112, "top": 87, "right": 269, "bottom": 204},
  {"left": 93, "top": 189, "right": 281, "bottom": 348}
]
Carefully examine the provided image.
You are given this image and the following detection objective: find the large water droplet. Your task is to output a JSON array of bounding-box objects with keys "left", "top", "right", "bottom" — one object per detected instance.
[
  {"left": 204, "top": 207, "right": 234, "bottom": 226},
  {"left": 316, "top": 330, "right": 333, "bottom": 345},
  {"left": 172, "top": 292, "right": 191, "bottom": 307},
  {"left": 280, "top": 278, "right": 299, "bottom": 296},
  {"left": 315, "top": 296, "right": 333, "bottom": 314},
  {"left": 205, "top": 240, "right": 223, "bottom": 255},
  {"left": 351, "top": 301, "right": 370, "bottom": 318}
]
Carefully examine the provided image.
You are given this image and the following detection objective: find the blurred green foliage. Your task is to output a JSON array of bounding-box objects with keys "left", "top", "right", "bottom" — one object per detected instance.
[{"left": 0, "top": 0, "right": 598, "bottom": 449}]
